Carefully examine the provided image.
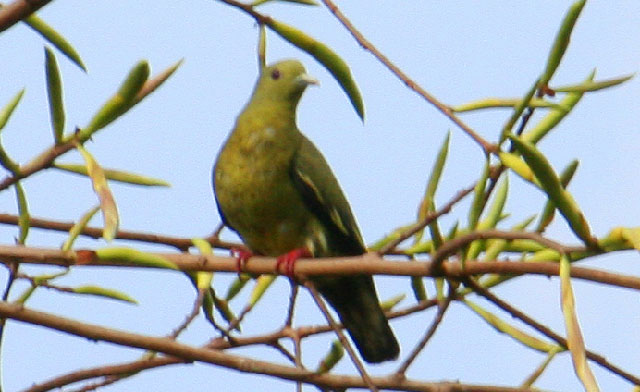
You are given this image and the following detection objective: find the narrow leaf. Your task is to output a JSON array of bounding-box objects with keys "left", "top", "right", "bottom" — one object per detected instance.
[
  {"left": 540, "top": 0, "right": 586, "bottom": 86},
  {"left": 452, "top": 97, "right": 567, "bottom": 113},
  {"left": 509, "top": 135, "right": 593, "bottom": 246},
  {"left": 0, "top": 89, "right": 25, "bottom": 130},
  {"left": 226, "top": 274, "right": 252, "bottom": 301},
  {"left": 78, "top": 61, "right": 150, "bottom": 141},
  {"left": 53, "top": 163, "right": 170, "bottom": 187},
  {"left": 14, "top": 182, "right": 30, "bottom": 244},
  {"left": 23, "top": 14, "right": 86, "bottom": 71},
  {"left": 552, "top": 73, "right": 634, "bottom": 93},
  {"left": 535, "top": 160, "right": 579, "bottom": 233},
  {"left": 73, "top": 285, "right": 137, "bottom": 304},
  {"left": 499, "top": 152, "right": 540, "bottom": 187},
  {"left": 133, "top": 59, "right": 183, "bottom": 104},
  {"left": 191, "top": 238, "right": 214, "bottom": 289},
  {"left": 257, "top": 24, "right": 267, "bottom": 69},
  {"left": 268, "top": 19, "right": 364, "bottom": 119},
  {"left": 62, "top": 205, "right": 100, "bottom": 251},
  {"left": 467, "top": 176, "right": 509, "bottom": 260},
  {"left": 44, "top": 47, "right": 65, "bottom": 143},
  {"left": 316, "top": 340, "right": 344, "bottom": 374},
  {"left": 524, "top": 70, "right": 595, "bottom": 145},
  {"left": 521, "top": 347, "right": 562, "bottom": 387},
  {"left": 464, "top": 299, "right": 558, "bottom": 353},
  {"left": 77, "top": 145, "right": 119, "bottom": 241},
  {"left": 379, "top": 294, "right": 405, "bottom": 312},
  {"left": 415, "top": 132, "right": 450, "bottom": 242},
  {"left": 468, "top": 160, "right": 490, "bottom": 230},
  {"left": 560, "top": 254, "right": 599, "bottom": 391},
  {"left": 249, "top": 274, "right": 276, "bottom": 306},
  {"left": 94, "top": 247, "right": 178, "bottom": 270}
]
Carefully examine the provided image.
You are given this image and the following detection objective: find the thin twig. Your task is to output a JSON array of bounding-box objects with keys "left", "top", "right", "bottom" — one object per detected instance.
[
  {"left": 169, "top": 288, "right": 204, "bottom": 339},
  {"left": 304, "top": 280, "right": 378, "bottom": 392},
  {"left": 320, "top": 0, "right": 496, "bottom": 155},
  {"left": 378, "top": 185, "right": 475, "bottom": 254},
  {"left": 463, "top": 278, "right": 640, "bottom": 386},
  {"left": 395, "top": 288, "right": 453, "bottom": 376},
  {"left": 0, "top": 213, "right": 239, "bottom": 251}
]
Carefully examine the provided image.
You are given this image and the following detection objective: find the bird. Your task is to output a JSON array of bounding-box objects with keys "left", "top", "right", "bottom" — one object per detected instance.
[{"left": 213, "top": 59, "right": 399, "bottom": 363}]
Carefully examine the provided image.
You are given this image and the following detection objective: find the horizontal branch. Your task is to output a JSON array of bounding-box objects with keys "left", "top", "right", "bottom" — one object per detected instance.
[
  {"left": 2, "top": 301, "right": 533, "bottom": 392},
  {"left": 0, "top": 213, "right": 238, "bottom": 251},
  {"left": 1, "top": 244, "right": 639, "bottom": 291}
]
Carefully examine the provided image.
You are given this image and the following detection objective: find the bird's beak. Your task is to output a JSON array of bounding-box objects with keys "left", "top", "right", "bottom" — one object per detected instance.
[{"left": 297, "top": 73, "right": 319, "bottom": 87}]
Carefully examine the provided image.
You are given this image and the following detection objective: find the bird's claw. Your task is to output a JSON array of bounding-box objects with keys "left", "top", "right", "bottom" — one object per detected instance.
[
  {"left": 231, "top": 248, "right": 253, "bottom": 273},
  {"left": 276, "top": 248, "right": 312, "bottom": 279}
]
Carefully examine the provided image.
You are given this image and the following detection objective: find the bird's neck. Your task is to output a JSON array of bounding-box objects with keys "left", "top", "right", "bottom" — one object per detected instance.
[{"left": 238, "top": 98, "right": 298, "bottom": 130}]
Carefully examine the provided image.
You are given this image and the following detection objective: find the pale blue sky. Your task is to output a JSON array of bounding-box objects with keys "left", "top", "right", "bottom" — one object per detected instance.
[{"left": 0, "top": 1, "right": 638, "bottom": 391}]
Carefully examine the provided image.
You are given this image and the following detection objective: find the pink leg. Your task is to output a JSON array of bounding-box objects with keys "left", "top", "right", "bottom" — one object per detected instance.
[
  {"left": 276, "top": 248, "right": 312, "bottom": 278},
  {"left": 231, "top": 248, "right": 253, "bottom": 272}
]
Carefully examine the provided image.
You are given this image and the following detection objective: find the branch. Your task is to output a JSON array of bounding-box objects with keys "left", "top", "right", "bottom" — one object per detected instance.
[
  {"left": 463, "top": 278, "right": 640, "bottom": 386},
  {"left": 319, "top": 0, "right": 496, "bottom": 155},
  {"left": 0, "top": 213, "right": 238, "bottom": 251},
  {"left": 1, "top": 302, "right": 535, "bottom": 392},
  {"left": 1, "top": 245, "right": 638, "bottom": 291},
  {"left": 0, "top": 0, "right": 52, "bottom": 33}
]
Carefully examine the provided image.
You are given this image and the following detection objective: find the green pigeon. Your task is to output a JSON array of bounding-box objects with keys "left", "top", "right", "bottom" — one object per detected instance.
[{"left": 213, "top": 59, "right": 399, "bottom": 363}]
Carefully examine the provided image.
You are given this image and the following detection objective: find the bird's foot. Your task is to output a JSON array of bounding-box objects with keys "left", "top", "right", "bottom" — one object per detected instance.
[
  {"left": 276, "top": 248, "right": 312, "bottom": 279},
  {"left": 230, "top": 248, "right": 253, "bottom": 273}
]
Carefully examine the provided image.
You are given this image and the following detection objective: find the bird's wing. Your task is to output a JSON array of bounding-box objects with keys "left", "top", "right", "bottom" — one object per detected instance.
[{"left": 290, "top": 135, "right": 365, "bottom": 255}]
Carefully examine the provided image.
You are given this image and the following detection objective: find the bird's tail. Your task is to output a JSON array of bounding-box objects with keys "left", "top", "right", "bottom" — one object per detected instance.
[{"left": 314, "top": 275, "right": 399, "bottom": 363}]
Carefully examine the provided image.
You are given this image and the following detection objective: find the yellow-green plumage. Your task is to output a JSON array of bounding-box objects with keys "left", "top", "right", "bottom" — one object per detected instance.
[{"left": 213, "top": 60, "right": 399, "bottom": 363}]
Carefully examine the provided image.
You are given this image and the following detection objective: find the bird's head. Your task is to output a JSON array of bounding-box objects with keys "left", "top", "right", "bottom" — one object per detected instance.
[{"left": 253, "top": 60, "right": 318, "bottom": 107}]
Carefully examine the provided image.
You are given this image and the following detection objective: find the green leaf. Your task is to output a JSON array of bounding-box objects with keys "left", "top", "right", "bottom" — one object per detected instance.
[
  {"left": 521, "top": 347, "right": 562, "bottom": 387},
  {"left": 467, "top": 176, "right": 509, "bottom": 260},
  {"left": 268, "top": 19, "right": 364, "bottom": 120},
  {"left": 23, "top": 14, "right": 86, "bottom": 71},
  {"left": 559, "top": 254, "right": 599, "bottom": 391},
  {"left": 379, "top": 293, "right": 405, "bottom": 312},
  {"left": 62, "top": 205, "right": 100, "bottom": 251},
  {"left": 499, "top": 152, "right": 540, "bottom": 187},
  {"left": 14, "top": 182, "right": 30, "bottom": 244},
  {"left": 468, "top": 160, "right": 490, "bottom": 230},
  {"left": 509, "top": 136, "right": 593, "bottom": 246},
  {"left": 249, "top": 274, "right": 276, "bottom": 306},
  {"left": 95, "top": 247, "right": 178, "bottom": 270},
  {"left": 523, "top": 70, "right": 595, "bottom": 145},
  {"left": 54, "top": 163, "right": 170, "bottom": 187},
  {"left": 540, "top": 0, "right": 586, "bottom": 86},
  {"left": 452, "top": 97, "right": 567, "bottom": 113},
  {"left": 415, "top": 132, "right": 450, "bottom": 243},
  {"left": 0, "top": 89, "right": 25, "bottom": 131},
  {"left": 44, "top": 47, "right": 66, "bottom": 143},
  {"left": 72, "top": 285, "right": 137, "bottom": 304},
  {"left": 552, "top": 73, "right": 634, "bottom": 93},
  {"left": 225, "top": 274, "right": 252, "bottom": 301},
  {"left": 78, "top": 61, "right": 150, "bottom": 141},
  {"left": 535, "top": 160, "right": 579, "bottom": 233},
  {"left": 77, "top": 145, "right": 119, "bottom": 241},
  {"left": 191, "top": 238, "right": 214, "bottom": 289},
  {"left": 316, "top": 340, "right": 344, "bottom": 374},
  {"left": 257, "top": 24, "right": 267, "bottom": 69},
  {"left": 464, "top": 299, "right": 558, "bottom": 353}
]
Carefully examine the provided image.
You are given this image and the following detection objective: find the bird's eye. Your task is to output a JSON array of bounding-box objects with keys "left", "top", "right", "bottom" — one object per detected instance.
[{"left": 271, "top": 69, "right": 281, "bottom": 80}]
